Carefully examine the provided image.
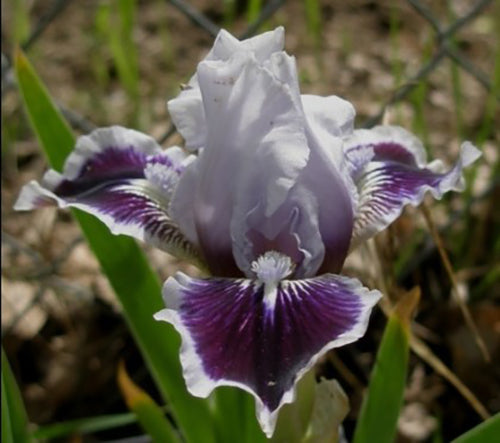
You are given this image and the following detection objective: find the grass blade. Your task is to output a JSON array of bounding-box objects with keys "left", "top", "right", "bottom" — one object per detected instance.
[
  {"left": 452, "top": 413, "right": 500, "bottom": 443},
  {"left": 304, "top": 0, "right": 322, "bottom": 47},
  {"left": 95, "top": 0, "right": 140, "bottom": 124},
  {"left": 246, "top": 0, "right": 262, "bottom": 23},
  {"left": 2, "top": 348, "right": 31, "bottom": 443},
  {"left": 12, "top": 0, "right": 31, "bottom": 45},
  {"left": 271, "top": 369, "right": 316, "bottom": 443},
  {"left": 32, "top": 412, "right": 137, "bottom": 440},
  {"left": 212, "top": 387, "right": 267, "bottom": 443},
  {"left": 14, "top": 48, "right": 214, "bottom": 443},
  {"left": 118, "top": 361, "right": 180, "bottom": 442},
  {"left": 389, "top": 0, "right": 403, "bottom": 124},
  {"left": 353, "top": 288, "right": 420, "bottom": 443}
]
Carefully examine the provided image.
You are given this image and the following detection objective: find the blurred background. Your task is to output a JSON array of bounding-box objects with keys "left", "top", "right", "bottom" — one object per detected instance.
[{"left": 2, "top": 0, "right": 499, "bottom": 441}]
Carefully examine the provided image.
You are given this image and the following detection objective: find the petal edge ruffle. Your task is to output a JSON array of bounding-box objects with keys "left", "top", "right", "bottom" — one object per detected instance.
[
  {"left": 155, "top": 272, "right": 380, "bottom": 437},
  {"left": 14, "top": 127, "right": 201, "bottom": 264},
  {"left": 344, "top": 126, "right": 481, "bottom": 249}
]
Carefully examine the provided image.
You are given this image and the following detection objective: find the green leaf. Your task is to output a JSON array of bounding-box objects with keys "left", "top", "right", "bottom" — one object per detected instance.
[
  {"left": 452, "top": 413, "right": 500, "bottom": 443},
  {"left": 246, "top": 0, "right": 262, "bottom": 23},
  {"left": 109, "top": 0, "right": 139, "bottom": 99},
  {"left": 241, "top": 391, "right": 268, "bottom": 443},
  {"left": 271, "top": 369, "right": 316, "bottom": 443},
  {"left": 212, "top": 388, "right": 246, "bottom": 443},
  {"left": 304, "top": 0, "right": 322, "bottom": 45},
  {"left": 2, "top": 348, "right": 31, "bottom": 443},
  {"left": 118, "top": 361, "right": 180, "bottom": 442},
  {"left": 212, "top": 387, "right": 266, "bottom": 443},
  {"left": 32, "top": 412, "right": 136, "bottom": 440},
  {"left": 14, "top": 48, "right": 214, "bottom": 443},
  {"left": 12, "top": 0, "right": 31, "bottom": 44},
  {"left": 353, "top": 288, "right": 420, "bottom": 443}
]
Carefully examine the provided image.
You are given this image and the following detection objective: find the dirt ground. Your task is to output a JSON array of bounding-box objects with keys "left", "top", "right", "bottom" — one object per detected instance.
[{"left": 2, "top": 0, "right": 499, "bottom": 441}]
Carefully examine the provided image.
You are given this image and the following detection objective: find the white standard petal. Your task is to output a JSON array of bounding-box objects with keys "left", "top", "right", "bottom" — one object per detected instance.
[
  {"left": 171, "top": 52, "right": 311, "bottom": 277},
  {"left": 205, "top": 26, "right": 285, "bottom": 63},
  {"left": 167, "top": 27, "right": 286, "bottom": 151},
  {"left": 167, "top": 88, "right": 206, "bottom": 151},
  {"left": 302, "top": 94, "right": 356, "bottom": 139}
]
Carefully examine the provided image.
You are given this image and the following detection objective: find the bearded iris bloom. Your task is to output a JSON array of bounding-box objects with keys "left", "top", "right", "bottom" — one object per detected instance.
[{"left": 15, "top": 27, "right": 480, "bottom": 437}]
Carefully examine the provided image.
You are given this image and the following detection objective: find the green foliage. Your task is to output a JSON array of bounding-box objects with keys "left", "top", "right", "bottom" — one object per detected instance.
[
  {"left": 303, "top": 0, "right": 322, "bottom": 47},
  {"left": 2, "top": 348, "right": 31, "bottom": 443},
  {"left": 353, "top": 289, "right": 419, "bottom": 443},
  {"left": 452, "top": 413, "right": 500, "bottom": 443},
  {"left": 212, "top": 387, "right": 267, "bottom": 443},
  {"left": 476, "top": 20, "right": 500, "bottom": 146},
  {"left": 447, "top": 2, "right": 464, "bottom": 139},
  {"left": 271, "top": 370, "right": 316, "bottom": 443},
  {"left": 12, "top": 0, "right": 30, "bottom": 45},
  {"left": 95, "top": 0, "right": 141, "bottom": 124},
  {"left": 32, "top": 412, "right": 137, "bottom": 440},
  {"left": 118, "top": 361, "right": 180, "bottom": 442},
  {"left": 247, "top": 0, "right": 263, "bottom": 24},
  {"left": 410, "top": 32, "right": 433, "bottom": 151},
  {"left": 389, "top": 0, "right": 403, "bottom": 124},
  {"left": 223, "top": 0, "right": 236, "bottom": 28},
  {"left": 303, "top": 0, "right": 323, "bottom": 76},
  {"left": 14, "top": 48, "right": 214, "bottom": 443}
]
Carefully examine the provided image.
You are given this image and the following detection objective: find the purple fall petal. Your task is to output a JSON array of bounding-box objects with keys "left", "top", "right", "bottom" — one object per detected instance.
[
  {"left": 14, "top": 127, "right": 200, "bottom": 262},
  {"left": 155, "top": 272, "right": 380, "bottom": 436},
  {"left": 344, "top": 126, "right": 481, "bottom": 248}
]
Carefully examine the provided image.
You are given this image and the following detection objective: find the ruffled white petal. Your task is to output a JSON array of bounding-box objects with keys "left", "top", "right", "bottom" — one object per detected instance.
[
  {"left": 167, "top": 89, "right": 206, "bottom": 150},
  {"left": 171, "top": 51, "right": 311, "bottom": 276},
  {"left": 302, "top": 94, "right": 356, "bottom": 139},
  {"left": 167, "top": 27, "right": 286, "bottom": 152},
  {"left": 206, "top": 27, "right": 285, "bottom": 63}
]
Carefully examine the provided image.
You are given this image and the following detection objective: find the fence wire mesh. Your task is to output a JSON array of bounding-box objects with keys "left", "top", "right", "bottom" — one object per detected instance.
[{"left": 1, "top": 0, "right": 497, "bottom": 138}]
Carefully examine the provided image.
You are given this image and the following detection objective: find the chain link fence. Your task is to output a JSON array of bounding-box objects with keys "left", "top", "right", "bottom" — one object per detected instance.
[{"left": 2, "top": 0, "right": 497, "bottom": 137}]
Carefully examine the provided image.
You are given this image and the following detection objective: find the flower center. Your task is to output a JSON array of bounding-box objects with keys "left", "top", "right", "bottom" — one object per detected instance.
[
  {"left": 251, "top": 251, "right": 295, "bottom": 310},
  {"left": 251, "top": 251, "right": 294, "bottom": 284}
]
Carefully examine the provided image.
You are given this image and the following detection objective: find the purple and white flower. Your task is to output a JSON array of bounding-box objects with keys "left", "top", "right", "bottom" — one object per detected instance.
[{"left": 15, "top": 27, "right": 480, "bottom": 437}]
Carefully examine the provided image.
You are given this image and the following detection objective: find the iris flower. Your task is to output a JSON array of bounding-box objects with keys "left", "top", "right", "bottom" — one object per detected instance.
[{"left": 15, "top": 27, "right": 480, "bottom": 437}]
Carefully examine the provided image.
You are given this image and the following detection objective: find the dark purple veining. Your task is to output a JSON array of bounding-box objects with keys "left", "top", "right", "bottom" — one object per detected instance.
[
  {"left": 177, "top": 275, "right": 363, "bottom": 411},
  {"left": 372, "top": 142, "right": 419, "bottom": 165},
  {"left": 70, "top": 181, "right": 190, "bottom": 248},
  {"left": 359, "top": 161, "right": 444, "bottom": 219},
  {"left": 55, "top": 146, "right": 148, "bottom": 196}
]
